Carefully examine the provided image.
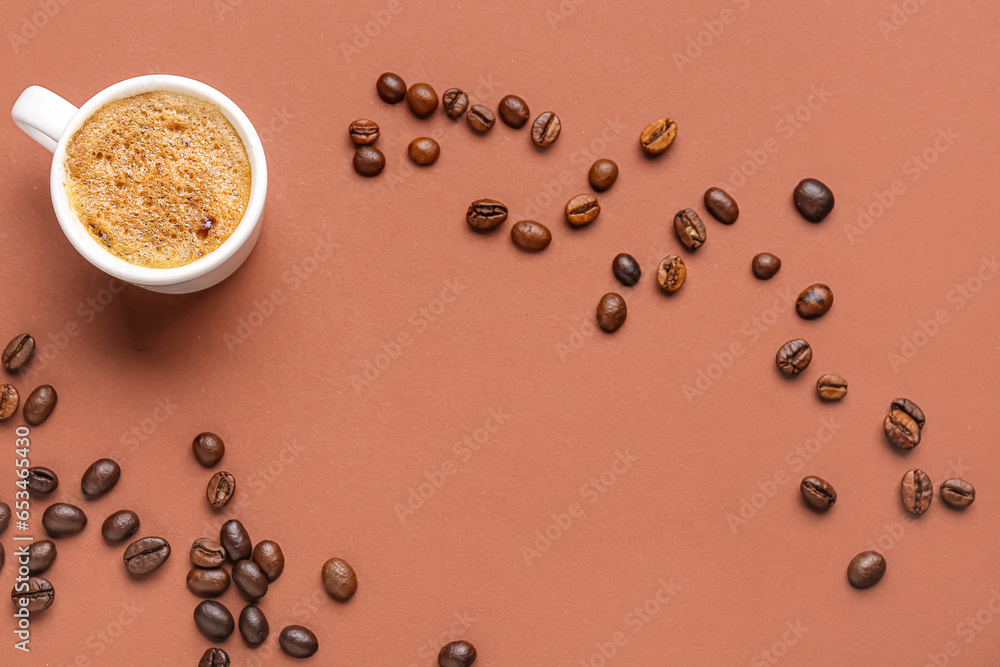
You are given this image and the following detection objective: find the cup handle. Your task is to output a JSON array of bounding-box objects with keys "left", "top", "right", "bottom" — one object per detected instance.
[{"left": 11, "top": 86, "right": 79, "bottom": 153}]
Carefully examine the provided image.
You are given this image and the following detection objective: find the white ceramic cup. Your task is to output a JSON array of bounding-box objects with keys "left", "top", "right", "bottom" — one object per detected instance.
[{"left": 11, "top": 75, "right": 267, "bottom": 294}]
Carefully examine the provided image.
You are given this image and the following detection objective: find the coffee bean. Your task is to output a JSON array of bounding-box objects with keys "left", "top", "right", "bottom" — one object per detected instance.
[
  {"left": 795, "top": 283, "right": 834, "bottom": 319},
  {"left": 511, "top": 220, "right": 552, "bottom": 252},
  {"left": 239, "top": 604, "right": 270, "bottom": 646},
  {"left": 322, "top": 557, "right": 358, "bottom": 602},
  {"left": 408, "top": 137, "right": 440, "bottom": 166},
  {"left": 81, "top": 458, "right": 121, "bottom": 499},
  {"left": 0, "top": 502, "right": 9, "bottom": 534},
  {"left": 206, "top": 471, "right": 236, "bottom": 509},
  {"left": 3, "top": 333, "right": 35, "bottom": 371},
  {"left": 26, "top": 466, "right": 59, "bottom": 494},
  {"left": 656, "top": 255, "right": 687, "bottom": 293},
  {"left": 596, "top": 293, "right": 627, "bottom": 333},
  {"left": 588, "top": 159, "right": 618, "bottom": 192},
  {"left": 23, "top": 384, "right": 56, "bottom": 426},
  {"left": 775, "top": 339, "right": 812, "bottom": 376},
  {"left": 406, "top": 82, "right": 438, "bottom": 117},
  {"left": 123, "top": 536, "right": 171, "bottom": 574},
  {"left": 498, "top": 94, "right": 530, "bottom": 128},
  {"left": 565, "top": 194, "right": 600, "bottom": 227},
  {"left": 940, "top": 479, "right": 975, "bottom": 507},
  {"left": 612, "top": 253, "right": 641, "bottom": 287},
  {"left": 198, "top": 647, "right": 230, "bottom": 667},
  {"left": 890, "top": 398, "right": 925, "bottom": 428},
  {"left": 280, "top": 625, "right": 319, "bottom": 658},
  {"left": 467, "top": 105, "right": 496, "bottom": 133},
  {"left": 194, "top": 600, "right": 235, "bottom": 641},
  {"left": 847, "top": 551, "right": 886, "bottom": 589},
  {"left": 0, "top": 384, "right": 18, "bottom": 422},
  {"left": 27, "top": 540, "right": 56, "bottom": 575},
  {"left": 793, "top": 178, "right": 835, "bottom": 223},
  {"left": 233, "top": 559, "right": 269, "bottom": 600},
  {"left": 101, "top": 510, "right": 140, "bottom": 543},
  {"left": 816, "top": 374, "right": 848, "bottom": 401},
  {"left": 703, "top": 187, "right": 739, "bottom": 224},
  {"left": 42, "top": 502, "right": 87, "bottom": 538},
  {"left": 800, "top": 476, "right": 837, "bottom": 512},
  {"left": 439, "top": 640, "right": 478, "bottom": 667},
  {"left": 252, "top": 540, "right": 285, "bottom": 582},
  {"left": 376, "top": 72, "right": 406, "bottom": 104},
  {"left": 442, "top": 88, "right": 469, "bottom": 118},
  {"left": 353, "top": 146, "right": 385, "bottom": 177},
  {"left": 901, "top": 469, "right": 933, "bottom": 515},
  {"left": 11, "top": 576, "right": 54, "bottom": 612},
  {"left": 883, "top": 409, "right": 920, "bottom": 450},
  {"left": 530, "top": 111, "right": 561, "bottom": 147},
  {"left": 751, "top": 253, "right": 781, "bottom": 280},
  {"left": 192, "top": 432, "right": 226, "bottom": 467},
  {"left": 187, "top": 567, "right": 230, "bottom": 597},
  {"left": 220, "top": 520, "right": 252, "bottom": 562},
  {"left": 466, "top": 199, "right": 508, "bottom": 232},
  {"left": 639, "top": 118, "right": 677, "bottom": 154},
  {"left": 673, "top": 208, "right": 706, "bottom": 251},
  {"left": 191, "top": 538, "right": 227, "bottom": 568},
  {"left": 348, "top": 119, "right": 379, "bottom": 145}
]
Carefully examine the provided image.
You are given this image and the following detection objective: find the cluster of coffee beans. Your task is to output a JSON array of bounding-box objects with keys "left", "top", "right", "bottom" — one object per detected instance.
[{"left": 1, "top": 334, "right": 57, "bottom": 426}]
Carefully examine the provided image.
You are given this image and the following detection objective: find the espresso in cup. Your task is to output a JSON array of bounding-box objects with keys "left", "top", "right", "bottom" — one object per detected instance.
[{"left": 63, "top": 91, "right": 251, "bottom": 269}]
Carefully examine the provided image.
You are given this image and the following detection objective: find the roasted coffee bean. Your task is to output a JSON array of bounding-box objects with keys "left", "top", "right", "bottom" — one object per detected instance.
[
  {"left": 796, "top": 283, "right": 834, "bottom": 319},
  {"left": 192, "top": 432, "right": 226, "bottom": 467},
  {"left": 596, "top": 293, "right": 627, "bottom": 334},
  {"left": 187, "top": 567, "right": 231, "bottom": 597},
  {"left": 511, "top": 220, "right": 552, "bottom": 252},
  {"left": 376, "top": 72, "right": 407, "bottom": 104},
  {"left": 639, "top": 118, "right": 677, "bottom": 155},
  {"left": 775, "top": 339, "right": 812, "bottom": 376},
  {"left": 220, "top": 520, "right": 252, "bottom": 562},
  {"left": 27, "top": 540, "right": 56, "bottom": 575},
  {"left": 406, "top": 82, "right": 439, "bottom": 117},
  {"left": 673, "top": 208, "right": 706, "bottom": 251},
  {"left": 0, "top": 384, "right": 18, "bottom": 422},
  {"left": 233, "top": 559, "right": 268, "bottom": 600},
  {"left": 348, "top": 119, "right": 379, "bottom": 145},
  {"left": 751, "top": 253, "right": 781, "bottom": 280},
  {"left": 26, "top": 466, "right": 59, "bottom": 494},
  {"left": 793, "top": 178, "right": 835, "bottom": 222},
  {"left": 353, "top": 146, "right": 385, "bottom": 177},
  {"left": 565, "top": 194, "right": 600, "bottom": 227},
  {"left": 800, "top": 476, "right": 837, "bottom": 512},
  {"left": 252, "top": 540, "right": 285, "bottom": 582},
  {"left": 408, "top": 137, "right": 440, "bottom": 166},
  {"left": 207, "top": 471, "right": 236, "bottom": 509},
  {"left": 23, "top": 384, "right": 56, "bottom": 426},
  {"left": 883, "top": 409, "right": 921, "bottom": 449},
  {"left": 612, "top": 253, "right": 641, "bottom": 287},
  {"left": 890, "top": 398, "right": 925, "bottom": 428},
  {"left": 816, "top": 374, "right": 848, "bottom": 401},
  {"left": 530, "top": 111, "right": 561, "bottom": 147},
  {"left": 439, "top": 640, "right": 478, "bottom": 667},
  {"left": 703, "top": 187, "right": 739, "bottom": 224},
  {"left": 588, "top": 159, "right": 618, "bottom": 192},
  {"left": 847, "top": 551, "right": 886, "bottom": 589},
  {"left": 81, "top": 458, "right": 121, "bottom": 499},
  {"left": 124, "top": 536, "right": 171, "bottom": 574},
  {"left": 466, "top": 199, "right": 508, "bottom": 232},
  {"left": 940, "top": 479, "right": 975, "bottom": 507},
  {"left": 0, "top": 502, "right": 9, "bottom": 534},
  {"left": 322, "top": 557, "right": 358, "bottom": 602},
  {"left": 194, "top": 600, "right": 235, "bottom": 641},
  {"left": 467, "top": 105, "right": 496, "bottom": 133},
  {"left": 239, "top": 604, "right": 270, "bottom": 647},
  {"left": 656, "top": 255, "right": 687, "bottom": 293},
  {"left": 42, "top": 502, "right": 87, "bottom": 538},
  {"left": 11, "top": 576, "right": 54, "bottom": 612},
  {"left": 498, "top": 94, "right": 530, "bottom": 128},
  {"left": 3, "top": 333, "right": 35, "bottom": 371},
  {"left": 901, "top": 469, "right": 933, "bottom": 515},
  {"left": 101, "top": 510, "right": 140, "bottom": 543},
  {"left": 280, "top": 625, "right": 319, "bottom": 658},
  {"left": 442, "top": 88, "right": 469, "bottom": 118},
  {"left": 191, "top": 538, "right": 227, "bottom": 568},
  {"left": 198, "top": 647, "right": 230, "bottom": 667}
]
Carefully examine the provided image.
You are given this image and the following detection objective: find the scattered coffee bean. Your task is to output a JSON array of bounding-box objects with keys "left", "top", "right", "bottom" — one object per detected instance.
[
  {"left": 775, "top": 339, "right": 812, "bottom": 376},
  {"left": 901, "top": 469, "right": 933, "bottom": 515},
  {"left": 530, "top": 111, "right": 561, "bottom": 147},
  {"left": 11, "top": 576, "right": 54, "bottom": 612},
  {"left": 187, "top": 567, "right": 230, "bottom": 597},
  {"left": 890, "top": 398, "right": 925, "bottom": 428},
  {"left": 639, "top": 118, "right": 677, "bottom": 155},
  {"left": 511, "top": 220, "right": 552, "bottom": 252},
  {"left": 348, "top": 119, "right": 379, "bottom": 145},
  {"left": 751, "top": 253, "right": 781, "bottom": 280},
  {"left": 883, "top": 409, "right": 920, "bottom": 450},
  {"left": 498, "top": 94, "right": 530, "bottom": 128},
  {"left": 0, "top": 384, "right": 18, "bottom": 422},
  {"left": 192, "top": 432, "right": 226, "bottom": 467},
  {"left": 467, "top": 105, "right": 496, "bottom": 133},
  {"left": 198, "top": 647, "right": 230, "bottom": 667},
  {"left": 703, "top": 187, "right": 739, "bottom": 224},
  {"left": 101, "top": 510, "right": 140, "bottom": 543},
  {"left": 322, "top": 557, "right": 358, "bottom": 602},
  {"left": 376, "top": 72, "right": 406, "bottom": 104},
  {"left": 466, "top": 199, "right": 508, "bottom": 232},
  {"left": 656, "top": 255, "right": 687, "bottom": 293},
  {"left": 220, "top": 520, "right": 252, "bottom": 562},
  {"left": 239, "top": 604, "right": 270, "bottom": 647},
  {"left": 191, "top": 538, "right": 227, "bottom": 568},
  {"left": 800, "top": 476, "right": 837, "bottom": 512},
  {"left": 194, "top": 600, "right": 235, "bottom": 641},
  {"left": 353, "top": 146, "right": 385, "bottom": 177},
  {"left": 565, "top": 194, "right": 600, "bottom": 227},
  {"left": 252, "top": 540, "right": 285, "bottom": 582},
  {"left": 674, "top": 208, "right": 706, "bottom": 251},
  {"left": 22, "top": 384, "right": 56, "bottom": 426},
  {"left": 3, "top": 333, "right": 35, "bottom": 371},
  {"left": 588, "top": 159, "right": 618, "bottom": 192},
  {"left": 233, "top": 559, "right": 269, "bottom": 600},
  {"left": 26, "top": 466, "right": 59, "bottom": 494},
  {"left": 940, "top": 479, "right": 975, "bottom": 507},
  {"left": 42, "top": 502, "right": 87, "bottom": 538},
  {"left": 596, "top": 293, "right": 627, "bottom": 333},
  {"left": 81, "top": 458, "right": 121, "bottom": 499},
  {"left": 795, "top": 283, "right": 834, "bottom": 319},
  {"left": 406, "top": 82, "right": 439, "bottom": 117},
  {"left": 280, "top": 625, "right": 319, "bottom": 658},
  {"left": 816, "top": 374, "right": 848, "bottom": 401},
  {"left": 439, "top": 640, "right": 478, "bottom": 667},
  {"left": 27, "top": 540, "right": 56, "bottom": 575},
  {"left": 442, "top": 88, "right": 469, "bottom": 118},
  {"left": 793, "top": 178, "right": 835, "bottom": 223},
  {"left": 207, "top": 471, "right": 236, "bottom": 509},
  {"left": 847, "top": 551, "right": 886, "bottom": 589},
  {"left": 123, "top": 536, "right": 171, "bottom": 574},
  {"left": 0, "top": 502, "right": 9, "bottom": 534},
  {"left": 408, "top": 137, "right": 440, "bottom": 166},
  {"left": 612, "top": 253, "right": 641, "bottom": 287}
]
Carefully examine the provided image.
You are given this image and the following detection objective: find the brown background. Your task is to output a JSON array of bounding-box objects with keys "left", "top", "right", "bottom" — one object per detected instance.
[{"left": 2, "top": 0, "right": 999, "bottom": 665}]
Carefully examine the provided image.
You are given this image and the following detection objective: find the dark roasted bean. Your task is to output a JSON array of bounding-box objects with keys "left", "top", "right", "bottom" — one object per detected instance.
[
  {"left": 530, "top": 112, "right": 561, "bottom": 147},
  {"left": 348, "top": 119, "right": 379, "bottom": 145},
  {"left": 26, "top": 466, "right": 59, "bottom": 494},
  {"left": 467, "top": 105, "right": 495, "bottom": 133},
  {"left": 192, "top": 432, "right": 226, "bottom": 467},
  {"left": 191, "top": 538, "right": 227, "bottom": 568},
  {"left": 3, "top": 333, "right": 35, "bottom": 371},
  {"left": 498, "top": 95, "right": 530, "bottom": 128},
  {"left": 101, "top": 510, "right": 140, "bottom": 543},
  {"left": 890, "top": 398, "right": 925, "bottom": 428},
  {"left": 775, "top": 339, "right": 812, "bottom": 376},
  {"left": 439, "top": 640, "right": 478, "bottom": 667},
  {"left": 11, "top": 576, "right": 54, "bottom": 612},
  {"left": 187, "top": 568, "right": 231, "bottom": 597},
  {"left": 22, "top": 384, "right": 56, "bottom": 426},
  {"left": 751, "top": 253, "right": 781, "bottom": 280},
  {"left": 322, "top": 557, "right": 358, "bottom": 602},
  {"left": 252, "top": 540, "right": 285, "bottom": 582},
  {"left": 123, "top": 536, "right": 171, "bottom": 574},
  {"left": 406, "top": 83, "right": 439, "bottom": 117},
  {"left": 81, "top": 458, "right": 121, "bottom": 499},
  {"left": 703, "top": 187, "right": 739, "bottom": 224},
  {"left": 376, "top": 72, "right": 407, "bottom": 104},
  {"left": 596, "top": 293, "right": 627, "bottom": 334},
  {"left": 796, "top": 283, "right": 834, "bottom": 319},
  {"left": 194, "top": 600, "right": 235, "bottom": 641},
  {"left": 800, "top": 476, "right": 837, "bottom": 512},
  {"left": 198, "top": 647, "right": 230, "bottom": 667},
  {"left": 466, "top": 199, "right": 508, "bottom": 232},
  {"left": 588, "top": 159, "right": 618, "bottom": 192},
  {"left": 847, "top": 551, "right": 886, "bottom": 589},
  {"left": 884, "top": 409, "right": 921, "bottom": 449},
  {"left": 26, "top": 540, "right": 56, "bottom": 575},
  {"left": 220, "top": 520, "right": 252, "bottom": 562},
  {"left": 353, "top": 146, "right": 385, "bottom": 177},
  {"left": 408, "top": 137, "right": 440, "bottom": 166},
  {"left": 612, "top": 253, "right": 641, "bottom": 287},
  {"left": 279, "top": 625, "right": 319, "bottom": 658},
  {"left": 511, "top": 221, "right": 551, "bottom": 252},
  {"left": 239, "top": 604, "right": 270, "bottom": 646},
  {"left": 793, "top": 178, "right": 835, "bottom": 222},
  {"left": 442, "top": 88, "right": 469, "bottom": 118},
  {"left": 42, "top": 502, "right": 87, "bottom": 538},
  {"left": 940, "top": 479, "right": 975, "bottom": 507},
  {"left": 233, "top": 559, "right": 268, "bottom": 600},
  {"left": 639, "top": 118, "right": 677, "bottom": 154}
]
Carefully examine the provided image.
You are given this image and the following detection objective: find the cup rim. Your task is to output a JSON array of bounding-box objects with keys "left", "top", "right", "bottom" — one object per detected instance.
[{"left": 49, "top": 74, "right": 267, "bottom": 286}]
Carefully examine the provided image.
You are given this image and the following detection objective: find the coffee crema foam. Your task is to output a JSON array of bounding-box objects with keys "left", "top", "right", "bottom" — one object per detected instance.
[{"left": 64, "top": 91, "right": 251, "bottom": 269}]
